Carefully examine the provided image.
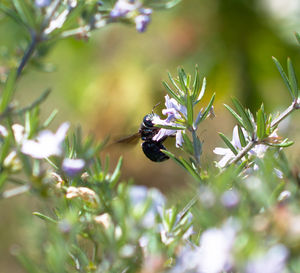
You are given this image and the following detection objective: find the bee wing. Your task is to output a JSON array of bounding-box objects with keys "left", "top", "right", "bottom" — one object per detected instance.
[{"left": 115, "top": 132, "right": 141, "bottom": 145}]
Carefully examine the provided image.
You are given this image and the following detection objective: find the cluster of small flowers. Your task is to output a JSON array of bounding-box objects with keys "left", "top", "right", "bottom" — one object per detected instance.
[
  {"left": 0, "top": 122, "right": 85, "bottom": 177},
  {"left": 110, "top": 0, "right": 153, "bottom": 32}
]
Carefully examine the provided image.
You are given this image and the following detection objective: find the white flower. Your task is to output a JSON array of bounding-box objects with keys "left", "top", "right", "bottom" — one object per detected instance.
[
  {"left": 12, "top": 124, "right": 26, "bottom": 144},
  {"left": 0, "top": 125, "right": 8, "bottom": 137},
  {"left": 21, "top": 122, "right": 70, "bottom": 159},
  {"left": 196, "top": 226, "right": 235, "bottom": 273},
  {"left": 213, "top": 125, "right": 278, "bottom": 168},
  {"left": 152, "top": 95, "right": 186, "bottom": 147}
]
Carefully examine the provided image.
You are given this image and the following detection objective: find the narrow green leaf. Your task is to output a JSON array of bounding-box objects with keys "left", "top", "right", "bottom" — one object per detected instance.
[
  {"left": 272, "top": 57, "right": 294, "bottom": 99},
  {"left": 198, "top": 93, "right": 215, "bottom": 124},
  {"left": 179, "top": 156, "right": 201, "bottom": 181},
  {"left": 155, "top": 124, "right": 185, "bottom": 130},
  {"left": 148, "top": 0, "right": 181, "bottom": 9},
  {"left": 162, "top": 81, "right": 183, "bottom": 104},
  {"left": 162, "top": 150, "right": 200, "bottom": 181},
  {"left": 42, "top": 109, "right": 58, "bottom": 128},
  {"left": 237, "top": 125, "right": 247, "bottom": 147},
  {"left": 256, "top": 108, "right": 265, "bottom": 140},
  {"left": 186, "top": 74, "right": 191, "bottom": 89},
  {"left": 192, "top": 65, "right": 200, "bottom": 100},
  {"left": 44, "top": 157, "right": 59, "bottom": 170},
  {"left": 219, "top": 132, "right": 238, "bottom": 155},
  {"left": 14, "top": 251, "right": 40, "bottom": 273},
  {"left": 224, "top": 104, "right": 244, "bottom": 128},
  {"left": 162, "top": 149, "right": 185, "bottom": 168},
  {"left": 33, "top": 212, "right": 57, "bottom": 224},
  {"left": 186, "top": 94, "right": 193, "bottom": 126},
  {"left": 0, "top": 68, "right": 17, "bottom": 113},
  {"left": 232, "top": 98, "right": 254, "bottom": 134},
  {"left": 177, "top": 67, "right": 188, "bottom": 93},
  {"left": 167, "top": 72, "right": 184, "bottom": 96},
  {"left": 181, "top": 132, "right": 194, "bottom": 155},
  {"left": 17, "top": 88, "right": 51, "bottom": 115},
  {"left": 287, "top": 58, "right": 298, "bottom": 98},
  {"left": 0, "top": 3, "right": 26, "bottom": 28},
  {"left": 268, "top": 140, "right": 294, "bottom": 147},
  {"left": 12, "top": 0, "right": 35, "bottom": 28},
  {"left": 194, "top": 77, "right": 206, "bottom": 105},
  {"left": 0, "top": 173, "right": 8, "bottom": 193},
  {"left": 0, "top": 132, "right": 12, "bottom": 164},
  {"left": 295, "top": 32, "right": 300, "bottom": 45},
  {"left": 192, "top": 130, "right": 202, "bottom": 163},
  {"left": 110, "top": 156, "right": 123, "bottom": 187}
]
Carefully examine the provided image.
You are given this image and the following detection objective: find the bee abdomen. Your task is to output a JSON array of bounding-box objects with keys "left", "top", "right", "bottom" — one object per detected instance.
[{"left": 142, "top": 141, "right": 169, "bottom": 162}]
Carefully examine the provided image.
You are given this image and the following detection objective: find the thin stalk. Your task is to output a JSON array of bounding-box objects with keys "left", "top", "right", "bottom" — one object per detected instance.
[
  {"left": 271, "top": 101, "right": 299, "bottom": 128},
  {"left": 17, "top": 32, "right": 37, "bottom": 78},
  {"left": 228, "top": 140, "right": 255, "bottom": 166}
]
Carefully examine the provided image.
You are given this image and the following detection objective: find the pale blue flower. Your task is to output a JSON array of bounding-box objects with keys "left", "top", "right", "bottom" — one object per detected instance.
[
  {"left": 221, "top": 189, "right": 240, "bottom": 208},
  {"left": 62, "top": 158, "right": 85, "bottom": 177},
  {"left": 135, "top": 14, "right": 151, "bottom": 32},
  {"left": 35, "top": 0, "right": 51, "bottom": 8},
  {"left": 129, "top": 185, "right": 165, "bottom": 228},
  {"left": 245, "top": 244, "right": 288, "bottom": 273}
]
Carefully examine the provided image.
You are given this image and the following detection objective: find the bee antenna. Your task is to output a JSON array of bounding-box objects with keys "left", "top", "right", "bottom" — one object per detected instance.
[{"left": 152, "top": 102, "right": 161, "bottom": 114}]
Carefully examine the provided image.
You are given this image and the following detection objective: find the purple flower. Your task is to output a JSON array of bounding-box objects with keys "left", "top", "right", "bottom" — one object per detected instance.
[
  {"left": 21, "top": 122, "right": 70, "bottom": 159},
  {"left": 135, "top": 14, "right": 151, "bottom": 32},
  {"left": 152, "top": 95, "right": 186, "bottom": 147},
  {"left": 62, "top": 158, "right": 85, "bottom": 177},
  {"left": 35, "top": 0, "right": 51, "bottom": 8}
]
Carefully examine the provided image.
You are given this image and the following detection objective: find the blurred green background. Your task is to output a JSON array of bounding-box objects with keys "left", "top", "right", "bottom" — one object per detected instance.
[{"left": 1, "top": 0, "right": 300, "bottom": 271}]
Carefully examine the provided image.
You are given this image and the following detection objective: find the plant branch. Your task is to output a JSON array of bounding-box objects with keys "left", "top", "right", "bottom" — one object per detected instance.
[
  {"left": 271, "top": 100, "right": 299, "bottom": 128},
  {"left": 17, "top": 32, "right": 38, "bottom": 78},
  {"left": 228, "top": 140, "right": 255, "bottom": 166},
  {"left": 227, "top": 99, "right": 300, "bottom": 167}
]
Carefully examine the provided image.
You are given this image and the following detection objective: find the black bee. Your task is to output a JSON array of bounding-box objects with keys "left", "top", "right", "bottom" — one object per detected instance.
[{"left": 117, "top": 112, "right": 169, "bottom": 162}]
